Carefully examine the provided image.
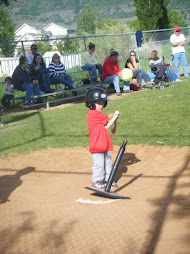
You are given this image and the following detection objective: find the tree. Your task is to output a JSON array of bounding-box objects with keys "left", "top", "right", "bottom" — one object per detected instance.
[
  {"left": 167, "top": 10, "right": 188, "bottom": 28},
  {"left": 0, "top": 0, "right": 16, "bottom": 6},
  {"left": 128, "top": 19, "right": 140, "bottom": 31},
  {"left": 134, "top": 0, "right": 170, "bottom": 30},
  {"left": 76, "top": 4, "right": 100, "bottom": 35},
  {"left": 96, "top": 18, "right": 129, "bottom": 34},
  {"left": 35, "top": 41, "right": 52, "bottom": 55},
  {"left": 56, "top": 36, "right": 79, "bottom": 55},
  {"left": 129, "top": 9, "right": 188, "bottom": 31},
  {"left": 0, "top": 8, "right": 16, "bottom": 56}
]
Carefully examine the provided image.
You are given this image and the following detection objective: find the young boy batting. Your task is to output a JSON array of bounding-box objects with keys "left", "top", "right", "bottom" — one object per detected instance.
[{"left": 85, "top": 87, "right": 119, "bottom": 189}]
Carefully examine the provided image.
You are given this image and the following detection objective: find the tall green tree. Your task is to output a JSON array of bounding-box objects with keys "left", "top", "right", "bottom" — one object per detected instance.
[
  {"left": 129, "top": 9, "right": 188, "bottom": 31},
  {"left": 76, "top": 4, "right": 100, "bottom": 35},
  {"left": 0, "top": 8, "right": 16, "bottom": 56},
  {"left": 134, "top": 0, "right": 170, "bottom": 30}
]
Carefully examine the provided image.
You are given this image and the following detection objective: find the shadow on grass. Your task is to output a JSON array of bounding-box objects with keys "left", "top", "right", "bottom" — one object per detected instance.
[
  {"left": 4, "top": 110, "right": 44, "bottom": 124},
  {"left": 0, "top": 167, "right": 35, "bottom": 204},
  {"left": 141, "top": 154, "right": 190, "bottom": 254},
  {"left": 0, "top": 111, "right": 54, "bottom": 153}
]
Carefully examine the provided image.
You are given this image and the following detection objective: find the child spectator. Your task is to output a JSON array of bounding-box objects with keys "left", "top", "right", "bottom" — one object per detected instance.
[
  {"left": 1, "top": 77, "right": 14, "bottom": 110},
  {"left": 85, "top": 87, "right": 119, "bottom": 189}
]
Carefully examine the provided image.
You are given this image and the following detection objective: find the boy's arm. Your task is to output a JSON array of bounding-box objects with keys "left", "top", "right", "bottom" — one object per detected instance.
[
  {"left": 108, "top": 113, "right": 114, "bottom": 120},
  {"left": 105, "top": 111, "right": 119, "bottom": 132}
]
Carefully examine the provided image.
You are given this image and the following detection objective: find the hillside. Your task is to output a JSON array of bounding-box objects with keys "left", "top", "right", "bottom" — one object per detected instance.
[{"left": 2, "top": 0, "right": 190, "bottom": 30}]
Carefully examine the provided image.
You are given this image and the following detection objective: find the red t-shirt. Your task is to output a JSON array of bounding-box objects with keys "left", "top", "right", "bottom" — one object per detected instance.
[
  {"left": 102, "top": 57, "right": 121, "bottom": 80},
  {"left": 87, "top": 109, "right": 113, "bottom": 153}
]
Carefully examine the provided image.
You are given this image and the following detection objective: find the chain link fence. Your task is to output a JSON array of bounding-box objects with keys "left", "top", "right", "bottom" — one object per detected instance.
[{"left": 0, "top": 27, "right": 190, "bottom": 77}]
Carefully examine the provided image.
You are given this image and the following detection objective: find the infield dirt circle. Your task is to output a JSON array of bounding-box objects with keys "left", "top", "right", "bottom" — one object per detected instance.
[
  {"left": 0, "top": 144, "right": 190, "bottom": 254},
  {"left": 0, "top": 94, "right": 190, "bottom": 254}
]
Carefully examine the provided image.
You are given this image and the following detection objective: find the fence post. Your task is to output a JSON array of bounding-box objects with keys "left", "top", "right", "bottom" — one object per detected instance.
[
  {"left": 83, "top": 37, "right": 87, "bottom": 51},
  {"left": 21, "top": 41, "right": 26, "bottom": 56}
]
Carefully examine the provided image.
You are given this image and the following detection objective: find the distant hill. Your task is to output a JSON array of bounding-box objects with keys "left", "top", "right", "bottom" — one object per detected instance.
[{"left": 2, "top": 0, "right": 190, "bottom": 30}]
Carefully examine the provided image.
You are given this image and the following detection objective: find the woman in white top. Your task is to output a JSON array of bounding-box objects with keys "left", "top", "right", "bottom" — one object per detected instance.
[{"left": 81, "top": 43, "right": 102, "bottom": 82}]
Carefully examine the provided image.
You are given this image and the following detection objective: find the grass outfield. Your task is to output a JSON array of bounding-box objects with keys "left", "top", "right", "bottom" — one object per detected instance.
[{"left": 0, "top": 79, "right": 190, "bottom": 156}]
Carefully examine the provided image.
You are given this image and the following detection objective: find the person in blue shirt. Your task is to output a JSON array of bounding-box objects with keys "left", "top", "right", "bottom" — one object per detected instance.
[{"left": 12, "top": 56, "right": 40, "bottom": 106}]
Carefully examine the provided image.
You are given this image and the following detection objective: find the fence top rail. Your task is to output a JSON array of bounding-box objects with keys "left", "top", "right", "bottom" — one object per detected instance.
[{"left": 1, "top": 26, "right": 190, "bottom": 44}]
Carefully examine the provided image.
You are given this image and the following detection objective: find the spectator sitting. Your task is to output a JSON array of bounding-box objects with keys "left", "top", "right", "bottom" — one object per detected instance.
[
  {"left": 27, "top": 44, "right": 44, "bottom": 65},
  {"left": 48, "top": 53, "right": 75, "bottom": 90},
  {"left": 81, "top": 42, "right": 102, "bottom": 82},
  {"left": 1, "top": 77, "right": 14, "bottom": 110},
  {"left": 149, "top": 50, "right": 180, "bottom": 82},
  {"left": 30, "top": 53, "right": 52, "bottom": 93},
  {"left": 125, "top": 50, "right": 153, "bottom": 88},
  {"left": 12, "top": 56, "right": 40, "bottom": 106},
  {"left": 102, "top": 51, "right": 129, "bottom": 95}
]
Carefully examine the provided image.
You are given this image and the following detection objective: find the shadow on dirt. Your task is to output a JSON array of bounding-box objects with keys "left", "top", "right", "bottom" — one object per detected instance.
[
  {"left": 0, "top": 167, "right": 35, "bottom": 204},
  {"left": 141, "top": 154, "right": 190, "bottom": 254}
]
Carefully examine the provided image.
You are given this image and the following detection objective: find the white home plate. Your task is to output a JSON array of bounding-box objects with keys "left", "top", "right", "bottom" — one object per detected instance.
[{"left": 75, "top": 197, "right": 120, "bottom": 205}]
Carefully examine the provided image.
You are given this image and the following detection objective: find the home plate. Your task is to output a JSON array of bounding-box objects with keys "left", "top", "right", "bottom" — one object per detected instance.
[
  {"left": 84, "top": 187, "right": 131, "bottom": 199},
  {"left": 75, "top": 197, "right": 120, "bottom": 205}
]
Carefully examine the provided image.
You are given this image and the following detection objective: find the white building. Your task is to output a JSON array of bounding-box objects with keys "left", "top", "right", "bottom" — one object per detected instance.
[
  {"left": 14, "top": 23, "right": 69, "bottom": 51},
  {"left": 43, "top": 23, "right": 68, "bottom": 37}
]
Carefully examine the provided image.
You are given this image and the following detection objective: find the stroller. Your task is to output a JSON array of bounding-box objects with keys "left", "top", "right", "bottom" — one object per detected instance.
[{"left": 148, "top": 57, "right": 174, "bottom": 90}]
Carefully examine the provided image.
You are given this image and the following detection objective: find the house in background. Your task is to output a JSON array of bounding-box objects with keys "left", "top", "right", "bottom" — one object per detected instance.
[
  {"left": 43, "top": 23, "right": 68, "bottom": 37},
  {"left": 15, "top": 23, "right": 42, "bottom": 39},
  {"left": 14, "top": 23, "right": 70, "bottom": 55}
]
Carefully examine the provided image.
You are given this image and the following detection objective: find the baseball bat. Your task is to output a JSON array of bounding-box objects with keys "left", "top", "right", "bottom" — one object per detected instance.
[{"left": 105, "top": 140, "right": 127, "bottom": 193}]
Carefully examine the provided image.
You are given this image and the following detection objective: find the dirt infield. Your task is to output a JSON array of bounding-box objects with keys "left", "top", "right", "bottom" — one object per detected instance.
[{"left": 0, "top": 145, "right": 190, "bottom": 254}]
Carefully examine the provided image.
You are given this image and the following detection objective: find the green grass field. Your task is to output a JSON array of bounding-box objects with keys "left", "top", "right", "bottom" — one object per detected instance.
[{"left": 0, "top": 78, "right": 189, "bottom": 157}]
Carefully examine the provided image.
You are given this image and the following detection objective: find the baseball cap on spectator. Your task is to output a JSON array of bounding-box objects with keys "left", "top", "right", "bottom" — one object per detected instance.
[{"left": 174, "top": 26, "right": 180, "bottom": 31}]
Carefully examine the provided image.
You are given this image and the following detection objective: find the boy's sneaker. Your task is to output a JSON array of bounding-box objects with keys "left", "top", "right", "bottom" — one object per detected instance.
[
  {"left": 92, "top": 181, "right": 105, "bottom": 190},
  {"left": 105, "top": 181, "right": 118, "bottom": 188}
]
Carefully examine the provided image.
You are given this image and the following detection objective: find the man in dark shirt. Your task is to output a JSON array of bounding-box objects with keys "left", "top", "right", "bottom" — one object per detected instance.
[{"left": 12, "top": 56, "right": 40, "bottom": 106}]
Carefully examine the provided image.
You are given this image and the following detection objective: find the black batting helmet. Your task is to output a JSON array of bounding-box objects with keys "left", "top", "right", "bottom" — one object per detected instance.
[{"left": 85, "top": 87, "right": 109, "bottom": 109}]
